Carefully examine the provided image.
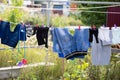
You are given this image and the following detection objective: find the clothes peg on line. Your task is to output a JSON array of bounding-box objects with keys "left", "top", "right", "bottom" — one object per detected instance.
[
  {"left": 20, "top": 21, "right": 24, "bottom": 24},
  {"left": 28, "top": 23, "right": 30, "bottom": 27},
  {"left": 91, "top": 24, "right": 96, "bottom": 29},
  {"left": 20, "top": 21, "right": 25, "bottom": 27},
  {"left": 0, "top": 18, "right": 2, "bottom": 21},
  {"left": 78, "top": 25, "right": 81, "bottom": 30},
  {"left": 42, "top": 24, "right": 44, "bottom": 28},
  {"left": 114, "top": 24, "right": 117, "bottom": 28},
  {"left": 109, "top": 26, "right": 112, "bottom": 30},
  {"left": 36, "top": 24, "right": 39, "bottom": 28},
  {"left": 102, "top": 24, "right": 106, "bottom": 27}
]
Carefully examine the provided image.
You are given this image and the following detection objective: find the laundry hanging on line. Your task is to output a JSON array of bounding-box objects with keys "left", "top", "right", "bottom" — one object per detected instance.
[
  {"left": 51, "top": 26, "right": 120, "bottom": 65},
  {"left": 51, "top": 27, "right": 90, "bottom": 60},
  {"left": 0, "top": 20, "right": 49, "bottom": 48},
  {"left": 90, "top": 27, "right": 111, "bottom": 65},
  {"left": 1, "top": 20, "right": 120, "bottom": 65},
  {"left": 33, "top": 25, "right": 49, "bottom": 48},
  {"left": 0, "top": 20, "right": 26, "bottom": 48},
  {"left": 91, "top": 26, "right": 120, "bottom": 65}
]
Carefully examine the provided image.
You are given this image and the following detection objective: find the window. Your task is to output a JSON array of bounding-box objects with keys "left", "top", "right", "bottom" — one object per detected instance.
[{"left": 53, "top": 5, "right": 63, "bottom": 9}]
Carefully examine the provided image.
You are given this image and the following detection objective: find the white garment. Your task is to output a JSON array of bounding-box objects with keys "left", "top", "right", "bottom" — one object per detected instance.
[
  {"left": 91, "top": 36, "right": 111, "bottom": 65},
  {"left": 112, "top": 28, "right": 120, "bottom": 44},
  {"left": 98, "top": 28, "right": 113, "bottom": 46}
]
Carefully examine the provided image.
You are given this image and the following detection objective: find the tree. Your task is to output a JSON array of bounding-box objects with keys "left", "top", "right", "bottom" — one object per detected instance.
[
  {"left": 71, "top": 0, "right": 120, "bottom": 27},
  {"left": 7, "top": 0, "right": 24, "bottom": 30}
]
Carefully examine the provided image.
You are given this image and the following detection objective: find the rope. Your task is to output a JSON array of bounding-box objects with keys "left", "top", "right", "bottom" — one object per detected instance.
[
  {"left": 10, "top": 0, "right": 120, "bottom": 5},
  {"left": 1, "top": 4, "right": 120, "bottom": 10},
  {"left": 78, "top": 10, "right": 120, "bottom": 14}
]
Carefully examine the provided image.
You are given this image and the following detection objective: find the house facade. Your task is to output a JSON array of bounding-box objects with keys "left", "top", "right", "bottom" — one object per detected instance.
[{"left": 7, "top": 0, "right": 70, "bottom": 15}]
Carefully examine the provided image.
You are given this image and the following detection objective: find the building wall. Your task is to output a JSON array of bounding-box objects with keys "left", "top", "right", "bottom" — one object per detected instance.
[{"left": 107, "top": 6, "right": 120, "bottom": 27}]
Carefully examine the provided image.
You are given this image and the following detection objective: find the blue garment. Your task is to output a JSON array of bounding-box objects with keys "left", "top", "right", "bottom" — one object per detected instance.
[
  {"left": 53, "top": 28, "right": 76, "bottom": 57},
  {"left": 19, "top": 24, "right": 27, "bottom": 41},
  {"left": 74, "top": 29, "right": 90, "bottom": 52},
  {"left": 0, "top": 21, "right": 10, "bottom": 39},
  {"left": 52, "top": 28, "right": 90, "bottom": 59},
  {"left": 1, "top": 22, "right": 26, "bottom": 48},
  {"left": 52, "top": 28, "right": 61, "bottom": 53}
]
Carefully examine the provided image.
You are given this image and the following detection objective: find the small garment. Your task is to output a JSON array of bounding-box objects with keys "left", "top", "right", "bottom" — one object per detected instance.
[
  {"left": 1, "top": 23, "right": 26, "bottom": 48},
  {"left": 89, "top": 28, "right": 99, "bottom": 43},
  {"left": 26, "top": 25, "right": 34, "bottom": 37},
  {"left": 33, "top": 26, "right": 38, "bottom": 35},
  {"left": 99, "top": 27, "right": 120, "bottom": 45},
  {"left": 91, "top": 30, "right": 111, "bottom": 65},
  {"left": 111, "top": 27, "right": 120, "bottom": 44},
  {"left": 52, "top": 28, "right": 90, "bottom": 59},
  {"left": 98, "top": 27, "right": 112, "bottom": 45},
  {"left": 35, "top": 27, "right": 49, "bottom": 48}
]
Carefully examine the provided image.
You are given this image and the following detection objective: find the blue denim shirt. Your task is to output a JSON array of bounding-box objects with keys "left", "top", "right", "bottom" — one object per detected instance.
[
  {"left": 52, "top": 28, "right": 90, "bottom": 59},
  {"left": 1, "top": 22, "right": 26, "bottom": 48}
]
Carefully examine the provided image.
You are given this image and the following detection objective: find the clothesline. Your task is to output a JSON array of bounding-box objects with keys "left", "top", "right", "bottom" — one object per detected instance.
[
  {"left": 0, "top": 20, "right": 118, "bottom": 32},
  {"left": 1, "top": 5, "right": 120, "bottom": 15},
  {"left": 73, "top": 10, "right": 120, "bottom": 14},
  {"left": 1, "top": 4, "right": 120, "bottom": 11},
  {"left": 25, "top": 0, "right": 120, "bottom": 5},
  {"left": 0, "top": 20, "right": 37, "bottom": 26}
]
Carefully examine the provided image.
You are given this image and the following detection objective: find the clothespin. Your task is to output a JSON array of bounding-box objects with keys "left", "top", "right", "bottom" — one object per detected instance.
[
  {"left": 49, "top": 24, "right": 52, "bottom": 27},
  {"left": 17, "top": 61, "right": 23, "bottom": 66},
  {"left": 20, "top": 21, "right": 24, "bottom": 27},
  {"left": 0, "top": 18, "right": 2, "bottom": 21},
  {"left": 78, "top": 25, "right": 81, "bottom": 30},
  {"left": 42, "top": 24, "right": 44, "bottom": 28},
  {"left": 91, "top": 24, "right": 96, "bottom": 29},
  {"left": 109, "top": 26, "right": 112, "bottom": 30},
  {"left": 102, "top": 24, "right": 105, "bottom": 27},
  {"left": 114, "top": 24, "right": 117, "bottom": 28},
  {"left": 22, "top": 24, "right": 25, "bottom": 27},
  {"left": 22, "top": 58, "right": 27, "bottom": 65},
  {"left": 36, "top": 24, "right": 39, "bottom": 28},
  {"left": 28, "top": 23, "right": 30, "bottom": 27}
]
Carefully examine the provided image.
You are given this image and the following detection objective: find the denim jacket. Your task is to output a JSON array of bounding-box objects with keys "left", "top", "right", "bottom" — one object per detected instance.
[
  {"left": 52, "top": 28, "right": 90, "bottom": 59},
  {"left": 1, "top": 22, "right": 26, "bottom": 48}
]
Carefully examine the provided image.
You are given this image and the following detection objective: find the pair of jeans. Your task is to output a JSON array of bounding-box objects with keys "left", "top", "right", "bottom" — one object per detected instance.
[
  {"left": 74, "top": 29, "right": 90, "bottom": 51},
  {"left": 52, "top": 28, "right": 90, "bottom": 59}
]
